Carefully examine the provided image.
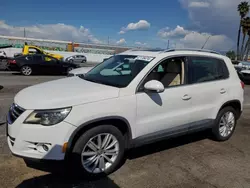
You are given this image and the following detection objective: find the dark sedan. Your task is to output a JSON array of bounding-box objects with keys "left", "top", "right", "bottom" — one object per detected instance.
[{"left": 7, "top": 54, "right": 79, "bottom": 76}]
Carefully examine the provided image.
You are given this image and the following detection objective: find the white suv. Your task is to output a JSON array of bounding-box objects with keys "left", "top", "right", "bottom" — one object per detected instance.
[{"left": 6, "top": 49, "right": 244, "bottom": 178}]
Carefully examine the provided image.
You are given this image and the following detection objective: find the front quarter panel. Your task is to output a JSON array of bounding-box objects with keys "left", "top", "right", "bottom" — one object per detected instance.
[{"left": 64, "top": 95, "right": 137, "bottom": 138}]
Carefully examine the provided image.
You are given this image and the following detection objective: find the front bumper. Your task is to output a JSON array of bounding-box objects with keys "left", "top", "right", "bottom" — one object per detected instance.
[{"left": 6, "top": 108, "right": 76, "bottom": 161}]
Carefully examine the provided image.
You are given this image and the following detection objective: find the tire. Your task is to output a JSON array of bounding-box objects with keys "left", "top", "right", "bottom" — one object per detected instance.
[
  {"left": 67, "top": 67, "right": 74, "bottom": 73},
  {"left": 212, "top": 106, "right": 237, "bottom": 141},
  {"left": 21, "top": 65, "right": 32, "bottom": 76},
  {"left": 68, "top": 125, "right": 125, "bottom": 179}
]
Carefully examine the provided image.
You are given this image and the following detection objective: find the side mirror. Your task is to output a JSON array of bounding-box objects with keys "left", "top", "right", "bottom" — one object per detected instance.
[{"left": 144, "top": 80, "right": 165, "bottom": 93}]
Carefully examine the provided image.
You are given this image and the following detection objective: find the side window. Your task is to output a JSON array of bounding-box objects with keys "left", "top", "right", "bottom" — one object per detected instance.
[
  {"left": 141, "top": 57, "right": 185, "bottom": 89},
  {"left": 44, "top": 55, "right": 57, "bottom": 62},
  {"left": 33, "top": 55, "right": 43, "bottom": 61},
  {"left": 188, "top": 56, "right": 229, "bottom": 84}
]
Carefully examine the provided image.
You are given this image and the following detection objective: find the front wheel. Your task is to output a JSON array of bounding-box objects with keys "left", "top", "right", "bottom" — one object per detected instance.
[
  {"left": 69, "top": 125, "right": 125, "bottom": 178},
  {"left": 212, "top": 107, "right": 237, "bottom": 141},
  {"left": 67, "top": 67, "right": 74, "bottom": 73},
  {"left": 21, "top": 65, "right": 32, "bottom": 76}
]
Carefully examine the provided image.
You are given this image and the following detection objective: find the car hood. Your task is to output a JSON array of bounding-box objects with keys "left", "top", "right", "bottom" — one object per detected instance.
[
  {"left": 69, "top": 67, "right": 94, "bottom": 75},
  {"left": 14, "top": 77, "right": 120, "bottom": 110}
]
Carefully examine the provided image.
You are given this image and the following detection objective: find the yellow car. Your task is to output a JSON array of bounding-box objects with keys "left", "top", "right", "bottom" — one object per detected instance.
[{"left": 22, "top": 45, "right": 64, "bottom": 60}]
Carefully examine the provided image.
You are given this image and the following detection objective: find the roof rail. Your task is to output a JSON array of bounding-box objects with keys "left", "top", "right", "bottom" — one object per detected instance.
[
  {"left": 129, "top": 48, "right": 164, "bottom": 52},
  {"left": 162, "top": 48, "right": 220, "bottom": 54}
]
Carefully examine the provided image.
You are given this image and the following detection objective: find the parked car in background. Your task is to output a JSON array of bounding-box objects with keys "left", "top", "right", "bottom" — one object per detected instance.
[
  {"left": 65, "top": 55, "right": 87, "bottom": 63},
  {"left": 7, "top": 48, "right": 243, "bottom": 178},
  {"left": 233, "top": 61, "right": 250, "bottom": 83},
  {"left": 0, "top": 51, "right": 7, "bottom": 60},
  {"left": 7, "top": 54, "right": 79, "bottom": 76}
]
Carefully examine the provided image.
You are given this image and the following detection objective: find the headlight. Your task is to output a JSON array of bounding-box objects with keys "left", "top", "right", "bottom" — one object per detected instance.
[{"left": 24, "top": 107, "right": 71, "bottom": 126}]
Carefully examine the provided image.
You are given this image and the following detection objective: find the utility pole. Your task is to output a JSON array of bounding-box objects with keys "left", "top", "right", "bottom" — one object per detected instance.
[
  {"left": 24, "top": 28, "right": 26, "bottom": 38},
  {"left": 167, "top": 40, "right": 170, "bottom": 49},
  {"left": 108, "top": 36, "right": 110, "bottom": 45}
]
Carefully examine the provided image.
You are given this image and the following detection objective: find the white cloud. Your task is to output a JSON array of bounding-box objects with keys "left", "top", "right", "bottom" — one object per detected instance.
[
  {"left": 119, "top": 20, "right": 150, "bottom": 34},
  {"left": 158, "top": 25, "right": 190, "bottom": 38},
  {"left": 188, "top": 2, "right": 210, "bottom": 8},
  {"left": 116, "top": 38, "right": 126, "bottom": 45},
  {"left": 135, "top": 41, "right": 148, "bottom": 46},
  {"left": 0, "top": 21, "right": 102, "bottom": 44},
  {"left": 179, "top": 0, "right": 245, "bottom": 40},
  {"left": 158, "top": 25, "right": 234, "bottom": 51}
]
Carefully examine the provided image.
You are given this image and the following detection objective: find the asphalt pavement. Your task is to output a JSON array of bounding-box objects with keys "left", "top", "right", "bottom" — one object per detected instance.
[{"left": 1, "top": 72, "right": 250, "bottom": 188}]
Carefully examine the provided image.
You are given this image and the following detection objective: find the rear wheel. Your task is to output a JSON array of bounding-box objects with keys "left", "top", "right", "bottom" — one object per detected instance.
[
  {"left": 212, "top": 106, "right": 237, "bottom": 141},
  {"left": 21, "top": 65, "right": 32, "bottom": 76},
  {"left": 68, "top": 125, "right": 125, "bottom": 178}
]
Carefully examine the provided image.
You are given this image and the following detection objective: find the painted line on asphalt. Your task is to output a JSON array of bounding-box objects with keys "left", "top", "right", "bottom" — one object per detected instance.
[
  {"left": 0, "top": 97, "right": 13, "bottom": 101},
  {"left": 0, "top": 135, "right": 6, "bottom": 139}
]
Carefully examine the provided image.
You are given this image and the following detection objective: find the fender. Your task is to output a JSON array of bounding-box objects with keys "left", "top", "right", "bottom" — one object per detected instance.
[{"left": 66, "top": 116, "right": 132, "bottom": 154}]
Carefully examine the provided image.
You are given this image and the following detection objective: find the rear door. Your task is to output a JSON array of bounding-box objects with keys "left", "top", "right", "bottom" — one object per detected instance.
[
  {"left": 32, "top": 55, "right": 44, "bottom": 72},
  {"left": 185, "top": 56, "right": 230, "bottom": 127}
]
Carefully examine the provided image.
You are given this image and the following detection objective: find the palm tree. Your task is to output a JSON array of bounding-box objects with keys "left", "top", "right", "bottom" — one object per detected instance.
[
  {"left": 237, "top": 1, "right": 250, "bottom": 60},
  {"left": 241, "top": 20, "right": 248, "bottom": 59},
  {"left": 241, "top": 17, "right": 250, "bottom": 60},
  {"left": 244, "top": 30, "right": 250, "bottom": 60}
]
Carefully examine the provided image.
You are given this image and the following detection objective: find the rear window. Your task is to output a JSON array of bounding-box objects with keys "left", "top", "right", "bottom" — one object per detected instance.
[{"left": 188, "top": 56, "right": 229, "bottom": 84}]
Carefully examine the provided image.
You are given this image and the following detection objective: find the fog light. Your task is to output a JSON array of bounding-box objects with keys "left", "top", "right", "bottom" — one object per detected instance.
[
  {"left": 36, "top": 143, "right": 51, "bottom": 153},
  {"left": 42, "top": 144, "right": 49, "bottom": 152}
]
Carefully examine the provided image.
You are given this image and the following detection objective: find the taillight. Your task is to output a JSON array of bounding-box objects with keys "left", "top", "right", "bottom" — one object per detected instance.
[
  {"left": 8, "top": 59, "right": 16, "bottom": 64},
  {"left": 241, "top": 81, "right": 245, "bottom": 89}
]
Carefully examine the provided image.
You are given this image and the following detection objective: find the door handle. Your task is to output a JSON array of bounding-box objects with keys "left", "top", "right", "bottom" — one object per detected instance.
[
  {"left": 220, "top": 88, "right": 226, "bottom": 94},
  {"left": 182, "top": 94, "right": 191, "bottom": 100}
]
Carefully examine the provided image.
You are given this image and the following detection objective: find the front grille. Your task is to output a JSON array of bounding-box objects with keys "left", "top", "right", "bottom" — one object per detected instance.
[{"left": 8, "top": 103, "right": 25, "bottom": 124}]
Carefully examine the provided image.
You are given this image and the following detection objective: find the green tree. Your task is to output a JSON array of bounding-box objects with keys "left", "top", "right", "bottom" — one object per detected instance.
[
  {"left": 237, "top": 1, "right": 250, "bottom": 60},
  {"left": 226, "top": 50, "right": 236, "bottom": 60}
]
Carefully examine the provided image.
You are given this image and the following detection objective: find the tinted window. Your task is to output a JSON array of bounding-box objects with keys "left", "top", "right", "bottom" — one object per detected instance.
[
  {"left": 33, "top": 55, "right": 43, "bottom": 61},
  {"left": 188, "top": 56, "right": 229, "bottom": 84},
  {"left": 43, "top": 55, "right": 57, "bottom": 62}
]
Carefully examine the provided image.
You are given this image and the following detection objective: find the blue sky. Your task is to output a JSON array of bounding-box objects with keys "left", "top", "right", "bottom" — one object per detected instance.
[{"left": 0, "top": 0, "right": 245, "bottom": 50}]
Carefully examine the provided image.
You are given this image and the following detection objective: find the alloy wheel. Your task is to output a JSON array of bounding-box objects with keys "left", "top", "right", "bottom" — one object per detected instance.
[
  {"left": 21, "top": 66, "right": 32, "bottom": 76},
  {"left": 81, "top": 133, "right": 119, "bottom": 174},
  {"left": 219, "top": 111, "right": 235, "bottom": 137}
]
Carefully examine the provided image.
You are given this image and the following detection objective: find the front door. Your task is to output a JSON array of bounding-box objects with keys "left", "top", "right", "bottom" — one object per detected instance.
[
  {"left": 40, "top": 55, "right": 61, "bottom": 74},
  {"left": 135, "top": 56, "right": 193, "bottom": 138}
]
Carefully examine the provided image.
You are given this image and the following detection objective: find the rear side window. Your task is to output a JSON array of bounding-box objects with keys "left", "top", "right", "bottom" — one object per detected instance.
[{"left": 188, "top": 56, "right": 229, "bottom": 84}]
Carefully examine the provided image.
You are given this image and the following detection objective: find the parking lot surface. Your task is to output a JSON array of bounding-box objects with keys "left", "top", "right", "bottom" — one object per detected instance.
[{"left": 1, "top": 72, "right": 250, "bottom": 188}]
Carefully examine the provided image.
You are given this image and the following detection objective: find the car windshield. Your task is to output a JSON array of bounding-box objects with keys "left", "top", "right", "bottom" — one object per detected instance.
[{"left": 81, "top": 54, "right": 154, "bottom": 88}]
